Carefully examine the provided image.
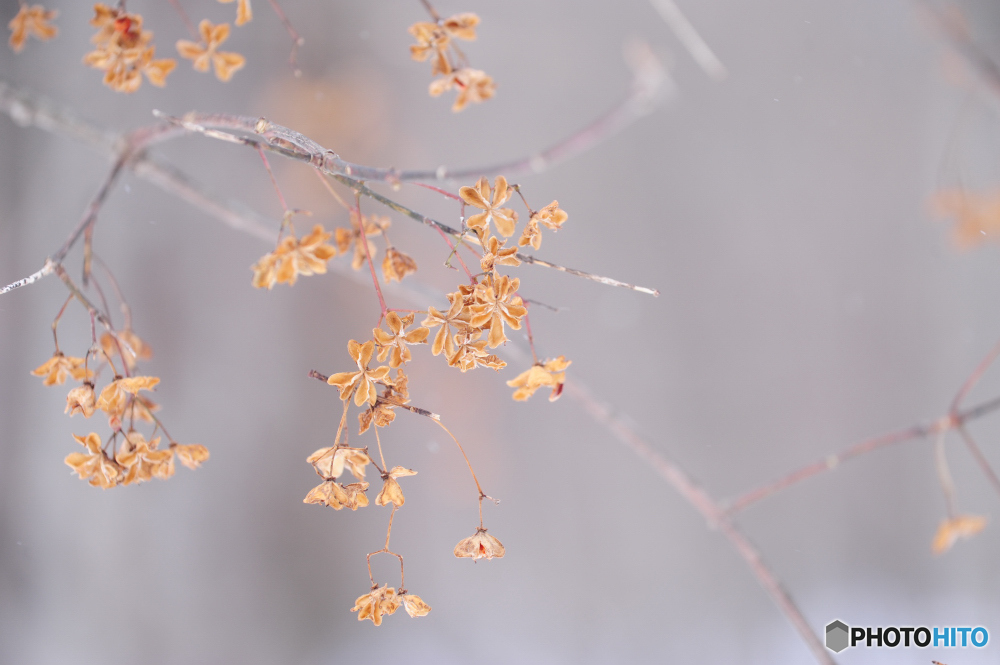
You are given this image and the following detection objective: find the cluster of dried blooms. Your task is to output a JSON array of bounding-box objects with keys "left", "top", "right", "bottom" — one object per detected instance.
[
  {"left": 7, "top": 3, "right": 57, "bottom": 53},
  {"left": 259, "top": 172, "right": 571, "bottom": 622},
  {"left": 83, "top": 4, "right": 175, "bottom": 93},
  {"left": 32, "top": 309, "right": 208, "bottom": 488},
  {"left": 9, "top": 2, "right": 499, "bottom": 112},
  {"left": 408, "top": 9, "right": 494, "bottom": 111},
  {"left": 932, "top": 514, "right": 987, "bottom": 555},
  {"left": 7, "top": 1, "right": 250, "bottom": 92},
  {"left": 11, "top": 0, "right": 589, "bottom": 627}
]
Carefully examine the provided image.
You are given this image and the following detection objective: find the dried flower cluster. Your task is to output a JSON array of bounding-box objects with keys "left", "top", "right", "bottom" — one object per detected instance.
[
  {"left": 8, "top": 2, "right": 252, "bottom": 92},
  {"left": 408, "top": 10, "right": 495, "bottom": 111},
  {"left": 282, "top": 170, "right": 574, "bottom": 622},
  {"left": 33, "top": 307, "right": 208, "bottom": 489},
  {"left": 932, "top": 514, "right": 988, "bottom": 555},
  {"left": 83, "top": 4, "right": 175, "bottom": 93},
  {"left": 8, "top": 3, "right": 57, "bottom": 53},
  {"left": 251, "top": 222, "right": 336, "bottom": 289},
  {"left": 176, "top": 19, "right": 245, "bottom": 82}
]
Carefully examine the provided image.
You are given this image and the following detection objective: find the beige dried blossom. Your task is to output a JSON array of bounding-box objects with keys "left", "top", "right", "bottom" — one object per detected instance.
[
  {"left": 480, "top": 235, "right": 521, "bottom": 274},
  {"left": 335, "top": 215, "right": 390, "bottom": 271},
  {"left": 518, "top": 201, "right": 568, "bottom": 250},
  {"left": 65, "top": 383, "right": 97, "bottom": 418},
  {"left": 410, "top": 12, "right": 488, "bottom": 109},
  {"left": 96, "top": 375, "right": 160, "bottom": 419},
  {"left": 176, "top": 20, "right": 245, "bottom": 82},
  {"left": 429, "top": 67, "right": 496, "bottom": 112},
  {"left": 373, "top": 312, "right": 429, "bottom": 368},
  {"left": 8, "top": 4, "right": 57, "bottom": 52},
  {"left": 172, "top": 443, "right": 210, "bottom": 470},
  {"left": 454, "top": 527, "right": 505, "bottom": 560},
  {"left": 352, "top": 585, "right": 401, "bottom": 626},
  {"left": 304, "top": 480, "right": 350, "bottom": 510},
  {"left": 327, "top": 340, "right": 392, "bottom": 407},
  {"left": 252, "top": 223, "right": 336, "bottom": 289},
  {"left": 460, "top": 176, "right": 517, "bottom": 238},
  {"left": 400, "top": 593, "right": 432, "bottom": 618},
  {"left": 84, "top": 5, "right": 175, "bottom": 93},
  {"left": 219, "top": 0, "right": 253, "bottom": 26},
  {"left": 307, "top": 446, "right": 371, "bottom": 481},
  {"left": 359, "top": 370, "right": 409, "bottom": 434},
  {"left": 932, "top": 514, "right": 987, "bottom": 554},
  {"left": 305, "top": 481, "right": 370, "bottom": 510},
  {"left": 376, "top": 466, "right": 417, "bottom": 508},
  {"left": 382, "top": 247, "right": 418, "bottom": 283},
  {"left": 470, "top": 274, "right": 527, "bottom": 348},
  {"left": 408, "top": 22, "right": 451, "bottom": 76},
  {"left": 116, "top": 431, "right": 174, "bottom": 484},
  {"left": 65, "top": 432, "right": 122, "bottom": 488},
  {"left": 423, "top": 291, "right": 472, "bottom": 358},
  {"left": 507, "top": 356, "right": 572, "bottom": 401},
  {"left": 447, "top": 329, "right": 505, "bottom": 372},
  {"left": 32, "top": 353, "right": 92, "bottom": 386},
  {"left": 441, "top": 13, "right": 479, "bottom": 40}
]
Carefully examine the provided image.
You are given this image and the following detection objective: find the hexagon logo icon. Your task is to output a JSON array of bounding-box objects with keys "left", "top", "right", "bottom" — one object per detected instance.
[{"left": 826, "top": 620, "right": 850, "bottom": 653}]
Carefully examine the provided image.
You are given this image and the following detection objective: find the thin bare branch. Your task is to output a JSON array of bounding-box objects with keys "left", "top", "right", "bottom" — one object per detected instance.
[
  {"left": 957, "top": 425, "right": 1000, "bottom": 500},
  {"left": 517, "top": 254, "right": 659, "bottom": 296},
  {"left": 1, "top": 260, "right": 54, "bottom": 295},
  {"left": 950, "top": 334, "right": 1000, "bottom": 414},
  {"left": 563, "top": 380, "right": 833, "bottom": 664},
  {"left": 649, "top": 0, "right": 728, "bottom": 80}
]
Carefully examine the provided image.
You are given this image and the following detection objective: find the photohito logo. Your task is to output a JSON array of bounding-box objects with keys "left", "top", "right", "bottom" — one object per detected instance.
[{"left": 825, "top": 620, "right": 989, "bottom": 653}]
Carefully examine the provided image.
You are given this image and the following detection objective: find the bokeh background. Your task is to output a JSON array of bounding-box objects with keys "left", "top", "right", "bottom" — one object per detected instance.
[{"left": 4, "top": 0, "right": 1000, "bottom": 663}]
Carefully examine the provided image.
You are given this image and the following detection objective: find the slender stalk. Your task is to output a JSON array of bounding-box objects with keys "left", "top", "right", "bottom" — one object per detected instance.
[
  {"left": 950, "top": 334, "right": 1000, "bottom": 414},
  {"left": 1, "top": 260, "right": 54, "bottom": 295},
  {"left": 265, "top": 0, "right": 305, "bottom": 75},
  {"left": 935, "top": 431, "right": 957, "bottom": 519},
  {"left": 563, "top": 379, "right": 833, "bottom": 664},
  {"left": 353, "top": 193, "right": 388, "bottom": 318},
  {"left": 432, "top": 419, "right": 485, "bottom": 499},
  {"left": 957, "top": 425, "right": 1000, "bottom": 500}
]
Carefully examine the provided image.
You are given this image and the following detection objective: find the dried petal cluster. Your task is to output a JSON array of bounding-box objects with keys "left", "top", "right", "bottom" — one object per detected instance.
[
  {"left": 34, "top": 320, "right": 206, "bottom": 489},
  {"left": 461, "top": 176, "right": 518, "bottom": 238},
  {"left": 176, "top": 19, "right": 245, "bottom": 82},
  {"left": 251, "top": 224, "right": 336, "bottom": 289},
  {"left": 932, "top": 514, "right": 987, "bottom": 555},
  {"left": 408, "top": 12, "right": 494, "bottom": 111},
  {"left": 84, "top": 4, "right": 175, "bottom": 93},
  {"left": 519, "top": 201, "right": 568, "bottom": 250},
  {"left": 8, "top": 4, "right": 57, "bottom": 53},
  {"left": 32, "top": 353, "right": 92, "bottom": 386},
  {"left": 335, "top": 214, "right": 391, "bottom": 271},
  {"left": 301, "top": 175, "right": 580, "bottom": 621},
  {"left": 303, "top": 479, "right": 370, "bottom": 510},
  {"left": 454, "top": 528, "right": 505, "bottom": 560},
  {"left": 373, "top": 313, "right": 429, "bottom": 368},
  {"left": 352, "top": 585, "right": 430, "bottom": 625},
  {"left": 64, "top": 431, "right": 207, "bottom": 489},
  {"left": 327, "top": 340, "right": 393, "bottom": 406},
  {"left": 376, "top": 466, "right": 417, "bottom": 508},
  {"left": 507, "top": 356, "right": 571, "bottom": 401}
]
